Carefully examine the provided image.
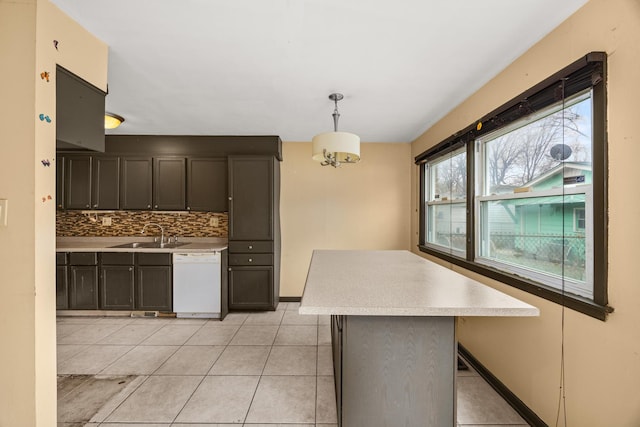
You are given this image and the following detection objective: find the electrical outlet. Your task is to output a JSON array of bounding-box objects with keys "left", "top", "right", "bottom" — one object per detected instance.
[
  {"left": 209, "top": 217, "right": 219, "bottom": 227},
  {"left": 102, "top": 217, "right": 112, "bottom": 226}
]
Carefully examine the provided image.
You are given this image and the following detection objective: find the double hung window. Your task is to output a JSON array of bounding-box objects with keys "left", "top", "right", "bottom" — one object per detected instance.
[{"left": 416, "top": 53, "right": 610, "bottom": 319}]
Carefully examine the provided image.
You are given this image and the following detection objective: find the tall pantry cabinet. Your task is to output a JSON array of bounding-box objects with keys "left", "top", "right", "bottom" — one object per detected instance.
[{"left": 227, "top": 156, "right": 281, "bottom": 310}]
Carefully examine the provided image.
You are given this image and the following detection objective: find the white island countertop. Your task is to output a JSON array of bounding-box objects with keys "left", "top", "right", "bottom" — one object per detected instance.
[{"left": 299, "top": 250, "right": 539, "bottom": 317}]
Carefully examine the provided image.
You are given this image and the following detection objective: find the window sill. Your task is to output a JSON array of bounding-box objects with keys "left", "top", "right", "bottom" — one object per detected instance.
[{"left": 417, "top": 244, "right": 613, "bottom": 321}]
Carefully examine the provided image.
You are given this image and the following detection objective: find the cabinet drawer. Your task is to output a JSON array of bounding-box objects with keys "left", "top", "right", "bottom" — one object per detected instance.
[
  {"left": 229, "top": 241, "right": 273, "bottom": 253},
  {"left": 229, "top": 253, "right": 273, "bottom": 266},
  {"left": 101, "top": 252, "right": 135, "bottom": 265},
  {"left": 136, "top": 253, "right": 172, "bottom": 266},
  {"left": 69, "top": 252, "right": 98, "bottom": 265},
  {"left": 56, "top": 252, "right": 67, "bottom": 265}
]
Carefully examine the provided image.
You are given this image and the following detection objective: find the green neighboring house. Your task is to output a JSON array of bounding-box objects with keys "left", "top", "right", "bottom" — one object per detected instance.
[{"left": 498, "top": 162, "right": 591, "bottom": 267}]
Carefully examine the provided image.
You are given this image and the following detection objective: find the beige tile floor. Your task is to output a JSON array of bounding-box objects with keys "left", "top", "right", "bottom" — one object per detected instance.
[{"left": 57, "top": 302, "right": 529, "bottom": 427}]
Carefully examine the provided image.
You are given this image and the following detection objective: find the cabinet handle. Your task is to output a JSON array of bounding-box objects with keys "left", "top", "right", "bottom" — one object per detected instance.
[
  {"left": 154, "top": 205, "right": 158, "bottom": 209},
  {"left": 228, "top": 196, "right": 232, "bottom": 201},
  {"left": 187, "top": 207, "right": 191, "bottom": 210},
  {"left": 228, "top": 267, "right": 232, "bottom": 272},
  {"left": 85, "top": 204, "right": 90, "bottom": 208},
  {"left": 93, "top": 204, "right": 98, "bottom": 208},
  {"left": 248, "top": 245, "right": 253, "bottom": 250},
  {"left": 248, "top": 258, "right": 253, "bottom": 263},
  {"left": 147, "top": 204, "right": 151, "bottom": 209},
  {"left": 129, "top": 267, "right": 133, "bottom": 271}
]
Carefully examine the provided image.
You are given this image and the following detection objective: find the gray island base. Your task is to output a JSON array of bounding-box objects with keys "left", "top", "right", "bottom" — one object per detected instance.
[{"left": 300, "top": 250, "right": 539, "bottom": 427}]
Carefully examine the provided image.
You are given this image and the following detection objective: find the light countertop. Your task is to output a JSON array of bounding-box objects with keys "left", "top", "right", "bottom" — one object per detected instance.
[
  {"left": 56, "top": 236, "right": 228, "bottom": 253},
  {"left": 299, "top": 250, "right": 539, "bottom": 317}
]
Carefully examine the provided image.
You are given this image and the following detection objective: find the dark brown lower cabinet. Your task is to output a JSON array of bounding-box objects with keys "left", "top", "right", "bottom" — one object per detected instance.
[
  {"left": 56, "top": 252, "right": 68, "bottom": 309},
  {"left": 136, "top": 266, "right": 172, "bottom": 311},
  {"left": 69, "top": 266, "right": 98, "bottom": 309},
  {"left": 68, "top": 252, "right": 98, "bottom": 309},
  {"left": 135, "top": 253, "right": 172, "bottom": 311},
  {"left": 100, "top": 265, "right": 135, "bottom": 310},
  {"left": 56, "top": 265, "right": 69, "bottom": 310},
  {"left": 228, "top": 266, "right": 274, "bottom": 310},
  {"left": 100, "top": 252, "right": 135, "bottom": 310}
]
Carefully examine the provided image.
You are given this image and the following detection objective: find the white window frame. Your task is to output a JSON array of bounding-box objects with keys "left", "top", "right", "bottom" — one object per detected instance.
[
  {"left": 424, "top": 147, "right": 467, "bottom": 257},
  {"left": 474, "top": 91, "right": 594, "bottom": 299},
  {"left": 475, "top": 186, "right": 593, "bottom": 299}
]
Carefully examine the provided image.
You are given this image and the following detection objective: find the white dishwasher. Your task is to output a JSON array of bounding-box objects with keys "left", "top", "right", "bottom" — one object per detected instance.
[{"left": 172, "top": 252, "right": 221, "bottom": 318}]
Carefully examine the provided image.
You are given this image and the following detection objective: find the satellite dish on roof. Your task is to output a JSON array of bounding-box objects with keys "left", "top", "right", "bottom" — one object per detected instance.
[{"left": 550, "top": 144, "right": 572, "bottom": 161}]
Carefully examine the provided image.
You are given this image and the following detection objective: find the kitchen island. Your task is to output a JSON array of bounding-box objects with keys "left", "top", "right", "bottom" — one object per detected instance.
[{"left": 299, "top": 250, "right": 538, "bottom": 427}]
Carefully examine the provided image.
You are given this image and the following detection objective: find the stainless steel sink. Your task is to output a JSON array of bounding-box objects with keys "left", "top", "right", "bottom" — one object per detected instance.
[{"left": 109, "top": 242, "right": 188, "bottom": 249}]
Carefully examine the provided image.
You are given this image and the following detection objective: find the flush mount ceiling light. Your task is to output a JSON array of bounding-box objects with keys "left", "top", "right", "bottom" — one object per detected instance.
[
  {"left": 312, "top": 93, "right": 360, "bottom": 167},
  {"left": 104, "top": 112, "right": 125, "bottom": 129}
]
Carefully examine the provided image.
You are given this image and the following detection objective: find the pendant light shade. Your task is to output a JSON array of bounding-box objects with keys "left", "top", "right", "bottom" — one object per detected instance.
[
  {"left": 312, "top": 131, "right": 360, "bottom": 163},
  {"left": 312, "top": 93, "right": 360, "bottom": 167},
  {"left": 104, "top": 112, "right": 125, "bottom": 129}
]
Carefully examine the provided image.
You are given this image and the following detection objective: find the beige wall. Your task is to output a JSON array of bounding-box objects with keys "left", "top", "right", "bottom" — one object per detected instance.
[
  {"left": 411, "top": 0, "right": 640, "bottom": 425},
  {"left": 280, "top": 142, "right": 412, "bottom": 297},
  {"left": 0, "top": 1, "right": 107, "bottom": 425}
]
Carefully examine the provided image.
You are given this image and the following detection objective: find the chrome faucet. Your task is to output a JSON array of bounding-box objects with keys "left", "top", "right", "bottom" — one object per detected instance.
[{"left": 141, "top": 223, "right": 165, "bottom": 247}]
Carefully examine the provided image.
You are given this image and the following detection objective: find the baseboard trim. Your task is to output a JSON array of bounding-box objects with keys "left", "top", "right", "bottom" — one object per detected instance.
[
  {"left": 458, "top": 343, "right": 548, "bottom": 427},
  {"left": 279, "top": 296, "right": 302, "bottom": 302}
]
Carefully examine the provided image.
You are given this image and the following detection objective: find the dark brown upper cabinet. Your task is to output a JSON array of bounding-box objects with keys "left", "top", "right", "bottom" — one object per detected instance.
[
  {"left": 56, "top": 155, "right": 65, "bottom": 209},
  {"left": 187, "top": 158, "right": 227, "bottom": 212},
  {"left": 91, "top": 156, "right": 120, "bottom": 209},
  {"left": 64, "top": 156, "right": 92, "bottom": 209},
  {"left": 56, "top": 65, "right": 106, "bottom": 152},
  {"left": 228, "top": 156, "right": 276, "bottom": 240},
  {"left": 153, "top": 158, "right": 186, "bottom": 210},
  {"left": 120, "top": 157, "right": 153, "bottom": 210}
]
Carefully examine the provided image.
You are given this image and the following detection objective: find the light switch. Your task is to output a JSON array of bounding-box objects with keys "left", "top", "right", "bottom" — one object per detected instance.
[{"left": 0, "top": 199, "right": 7, "bottom": 226}]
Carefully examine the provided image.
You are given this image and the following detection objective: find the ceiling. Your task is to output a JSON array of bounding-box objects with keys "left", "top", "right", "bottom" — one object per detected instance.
[{"left": 51, "top": 0, "right": 588, "bottom": 143}]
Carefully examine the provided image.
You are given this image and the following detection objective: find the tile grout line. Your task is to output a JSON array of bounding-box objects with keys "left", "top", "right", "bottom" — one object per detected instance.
[
  {"left": 89, "top": 319, "right": 207, "bottom": 424},
  {"left": 95, "top": 320, "right": 185, "bottom": 376},
  {"left": 89, "top": 374, "right": 150, "bottom": 424},
  {"left": 87, "top": 319, "right": 206, "bottom": 424},
  {"left": 241, "top": 309, "right": 283, "bottom": 425},
  {"left": 168, "top": 318, "right": 238, "bottom": 425}
]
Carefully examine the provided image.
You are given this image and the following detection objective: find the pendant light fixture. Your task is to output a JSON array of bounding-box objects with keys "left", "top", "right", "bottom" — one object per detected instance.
[{"left": 312, "top": 93, "right": 360, "bottom": 167}]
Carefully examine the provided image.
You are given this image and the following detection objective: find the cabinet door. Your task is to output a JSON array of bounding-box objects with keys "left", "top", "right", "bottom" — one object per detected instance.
[
  {"left": 92, "top": 156, "right": 120, "bottom": 209},
  {"left": 56, "top": 265, "right": 68, "bottom": 310},
  {"left": 56, "top": 155, "right": 65, "bottom": 209},
  {"left": 136, "top": 265, "right": 172, "bottom": 311},
  {"left": 120, "top": 157, "right": 152, "bottom": 209},
  {"left": 228, "top": 266, "right": 274, "bottom": 310},
  {"left": 65, "top": 156, "right": 92, "bottom": 209},
  {"left": 187, "top": 158, "right": 227, "bottom": 212},
  {"left": 56, "top": 65, "right": 105, "bottom": 152},
  {"left": 331, "top": 315, "right": 343, "bottom": 423},
  {"left": 153, "top": 157, "right": 186, "bottom": 210},
  {"left": 100, "top": 265, "right": 134, "bottom": 310},
  {"left": 228, "top": 156, "right": 274, "bottom": 240},
  {"left": 69, "top": 266, "right": 98, "bottom": 309}
]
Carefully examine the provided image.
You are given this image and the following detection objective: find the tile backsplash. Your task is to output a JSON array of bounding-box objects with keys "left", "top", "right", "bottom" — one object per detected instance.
[{"left": 56, "top": 210, "right": 228, "bottom": 238}]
